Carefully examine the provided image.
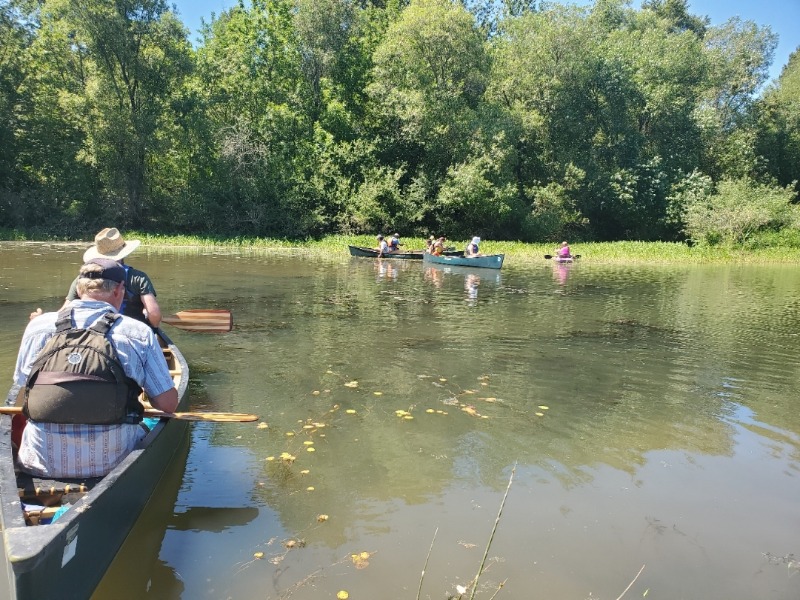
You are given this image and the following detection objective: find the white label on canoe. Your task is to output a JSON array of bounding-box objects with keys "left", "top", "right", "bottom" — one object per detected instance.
[{"left": 62, "top": 524, "right": 79, "bottom": 567}]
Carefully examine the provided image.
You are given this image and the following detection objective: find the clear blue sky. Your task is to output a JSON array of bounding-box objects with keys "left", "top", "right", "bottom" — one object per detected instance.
[{"left": 172, "top": 0, "right": 799, "bottom": 84}]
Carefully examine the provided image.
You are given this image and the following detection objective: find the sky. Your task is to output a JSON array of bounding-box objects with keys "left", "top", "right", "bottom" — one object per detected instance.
[{"left": 171, "top": 0, "right": 800, "bottom": 85}]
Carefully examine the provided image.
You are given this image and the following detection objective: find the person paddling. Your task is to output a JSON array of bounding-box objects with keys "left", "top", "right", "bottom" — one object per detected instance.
[
  {"left": 465, "top": 236, "right": 482, "bottom": 257},
  {"left": 555, "top": 241, "right": 572, "bottom": 259}
]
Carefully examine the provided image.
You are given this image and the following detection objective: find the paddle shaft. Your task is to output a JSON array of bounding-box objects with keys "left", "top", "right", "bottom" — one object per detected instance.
[
  {"left": 544, "top": 254, "right": 580, "bottom": 259},
  {"left": 0, "top": 406, "right": 258, "bottom": 423}
]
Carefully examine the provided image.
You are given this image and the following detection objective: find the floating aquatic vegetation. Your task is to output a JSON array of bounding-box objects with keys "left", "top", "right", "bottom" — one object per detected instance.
[
  {"left": 337, "top": 592, "right": 349, "bottom": 599},
  {"left": 257, "top": 422, "right": 268, "bottom": 429},
  {"left": 373, "top": 391, "right": 383, "bottom": 396},
  {"left": 253, "top": 551, "right": 264, "bottom": 559},
  {"left": 345, "top": 409, "right": 357, "bottom": 414},
  {"left": 312, "top": 390, "right": 320, "bottom": 395},
  {"left": 280, "top": 452, "right": 296, "bottom": 463},
  {"left": 350, "top": 551, "right": 372, "bottom": 569},
  {"left": 344, "top": 380, "right": 359, "bottom": 388},
  {"left": 538, "top": 405, "right": 549, "bottom": 410},
  {"left": 317, "top": 514, "right": 329, "bottom": 522}
]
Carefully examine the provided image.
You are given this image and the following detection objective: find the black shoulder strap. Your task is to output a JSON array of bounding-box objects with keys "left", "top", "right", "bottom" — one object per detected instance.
[
  {"left": 55, "top": 307, "right": 73, "bottom": 332},
  {"left": 90, "top": 310, "right": 120, "bottom": 336}
]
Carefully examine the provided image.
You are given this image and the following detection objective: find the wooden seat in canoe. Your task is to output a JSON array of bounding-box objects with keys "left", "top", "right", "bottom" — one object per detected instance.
[{"left": 17, "top": 472, "right": 101, "bottom": 505}]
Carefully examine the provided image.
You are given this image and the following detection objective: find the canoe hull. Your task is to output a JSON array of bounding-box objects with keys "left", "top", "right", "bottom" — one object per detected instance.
[
  {"left": 423, "top": 253, "right": 504, "bottom": 270},
  {"left": 349, "top": 245, "right": 462, "bottom": 259},
  {"left": 1, "top": 331, "right": 190, "bottom": 600}
]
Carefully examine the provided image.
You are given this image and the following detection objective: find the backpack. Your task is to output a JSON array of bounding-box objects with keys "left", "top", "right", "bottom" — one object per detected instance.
[{"left": 23, "top": 308, "right": 143, "bottom": 425}]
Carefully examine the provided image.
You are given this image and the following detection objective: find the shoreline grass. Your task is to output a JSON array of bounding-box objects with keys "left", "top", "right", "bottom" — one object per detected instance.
[{"left": 3, "top": 230, "right": 800, "bottom": 264}]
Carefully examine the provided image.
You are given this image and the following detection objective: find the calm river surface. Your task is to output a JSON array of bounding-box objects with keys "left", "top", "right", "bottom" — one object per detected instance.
[{"left": 1, "top": 241, "right": 799, "bottom": 600}]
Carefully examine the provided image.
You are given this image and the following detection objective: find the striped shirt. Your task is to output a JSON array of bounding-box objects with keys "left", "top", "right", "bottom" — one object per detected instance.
[{"left": 11, "top": 300, "right": 175, "bottom": 478}]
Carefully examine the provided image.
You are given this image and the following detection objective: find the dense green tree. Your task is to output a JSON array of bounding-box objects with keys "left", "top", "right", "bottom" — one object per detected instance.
[{"left": 756, "top": 49, "right": 800, "bottom": 193}]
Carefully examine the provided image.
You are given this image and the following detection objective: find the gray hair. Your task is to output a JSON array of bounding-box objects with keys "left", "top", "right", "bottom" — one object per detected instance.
[{"left": 76, "top": 263, "right": 121, "bottom": 296}]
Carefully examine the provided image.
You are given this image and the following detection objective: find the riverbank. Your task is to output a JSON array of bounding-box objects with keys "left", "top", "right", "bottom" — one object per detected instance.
[{"left": 3, "top": 231, "right": 800, "bottom": 264}]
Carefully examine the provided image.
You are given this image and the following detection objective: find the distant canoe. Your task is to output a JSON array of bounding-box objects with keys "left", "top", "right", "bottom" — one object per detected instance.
[
  {"left": 423, "top": 252, "right": 504, "bottom": 270},
  {"left": 348, "top": 245, "right": 462, "bottom": 259}
]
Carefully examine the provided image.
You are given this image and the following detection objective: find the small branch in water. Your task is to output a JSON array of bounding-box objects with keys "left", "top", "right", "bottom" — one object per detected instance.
[
  {"left": 416, "top": 527, "right": 439, "bottom": 600},
  {"left": 487, "top": 578, "right": 508, "bottom": 600},
  {"left": 468, "top": 463, "right": 516, "bottom": 600},
  {"left": 615, "top": 564, "right": 645, "bottom": 600}
]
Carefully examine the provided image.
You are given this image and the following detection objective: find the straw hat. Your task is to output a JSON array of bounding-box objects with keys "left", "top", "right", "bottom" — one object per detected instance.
[{"left": 82, "top": 228, "right": 141, "bottom": 262}]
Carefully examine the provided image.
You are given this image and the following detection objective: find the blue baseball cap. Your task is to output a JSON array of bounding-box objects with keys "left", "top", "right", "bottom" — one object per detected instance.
[{"left": 80, "top": 258, "right": 126, "bottom": 283}]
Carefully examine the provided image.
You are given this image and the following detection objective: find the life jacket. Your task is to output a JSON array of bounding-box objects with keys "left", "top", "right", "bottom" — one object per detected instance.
[
  {"left": 22, "top": 308, "right": 144, "bottom": 425},
  {"left": 388, "top": 238, "right": 399, "bottom": 251},
  {"left": 467, "top": 243, "right": 479, "bottom": 255}
]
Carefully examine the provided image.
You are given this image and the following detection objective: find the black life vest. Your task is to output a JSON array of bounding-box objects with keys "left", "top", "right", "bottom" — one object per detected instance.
[{"left": 22, "top": 308, "right": 144, "bottom": 425}]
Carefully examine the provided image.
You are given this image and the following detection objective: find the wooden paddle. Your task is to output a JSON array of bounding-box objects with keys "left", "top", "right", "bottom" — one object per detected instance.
[
  {"left": 0, "top": 406, "right": 258, "bottom": 423},
  {"left": 544, "top": 254, "right": 581, "bottom": 259},
  {"left": 162, "top": 309, "right": 233, "bottom": 333}
]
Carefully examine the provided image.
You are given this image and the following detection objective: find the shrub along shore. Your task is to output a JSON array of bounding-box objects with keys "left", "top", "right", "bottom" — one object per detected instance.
[{"left": 4, "top": 231, "right": 800, "bottom": 265}]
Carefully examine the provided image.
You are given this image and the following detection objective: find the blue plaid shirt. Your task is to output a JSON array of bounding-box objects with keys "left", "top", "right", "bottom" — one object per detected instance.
[{"left": 11, "top": 300, "right": 175, "bottom": 478}]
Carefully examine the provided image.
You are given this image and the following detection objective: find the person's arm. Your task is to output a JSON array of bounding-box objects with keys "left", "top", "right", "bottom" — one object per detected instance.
[
  {"left": 141, "top": 293, "right": 162, "bottom": 328},
  {"left": 149, "top": 387, "right": 179, "bottom": 413}
]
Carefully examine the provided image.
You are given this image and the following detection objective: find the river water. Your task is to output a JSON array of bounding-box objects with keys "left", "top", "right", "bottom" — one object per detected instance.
[{"left": 1, "top": 242, "right": 799, "bottom": 599}]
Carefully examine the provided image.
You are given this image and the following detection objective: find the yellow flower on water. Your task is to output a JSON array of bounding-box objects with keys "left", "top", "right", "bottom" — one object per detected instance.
[
  {"left": 307, "top": 447, "right": 316, "bottom": 452},
  {"left": 538, "top": 405, "right": 549, "bottom": 410},
  {"left": 266, "top": 456, "right": 275, "bottom": 461},
  {"left": 300, "top": 469, "right": 310, "bottom": 474},
  {"left": 254, "top": 551, "right": 264, "bottom": 559},
  {"left": 337, "top": 591, "right": 349, "bottom": 599},
  {"left": 307, "top": 486, "right": 315, "bottom": 491},
  {"left": 304, "top": 440, "right": 314, "bottom": 445},
  {"left": 346, "top": 409, "right": 357, "bottom": 414},
  {"left": 373, "top": 391, "right": 383, "bottom": 396},
  {"left": 312, "top": 390, "right": 321, "bottom": 395},
  {"left": 344, "top": 381, "right": 359, "bottom": 388},
  {"left": 257, "top": 422, "right": 269, "bottom": 429},
  {"left": 426, "top": 409, "right": 434, "bottom": 413},
  {"left": 439, "top": 377, "right": 447, "bottom": 382},
  {"left": 286, "top": 431, "right": 295, "bottom": 437},
  {"left": 317, "top": 514, "right": 329, "bottom": 522},
  {"left": 535, "top": 412, "right": 544, "bottom": 417}
]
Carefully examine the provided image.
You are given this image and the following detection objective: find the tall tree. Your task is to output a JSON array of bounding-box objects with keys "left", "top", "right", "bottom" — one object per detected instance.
[{"left": 50, "top": 0, "right": 192, "bottom": 225}]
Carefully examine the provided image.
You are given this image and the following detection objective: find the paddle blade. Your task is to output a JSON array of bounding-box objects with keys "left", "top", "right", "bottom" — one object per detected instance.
[
  {"left": 543, "top": 255, "right": 553, "bottom": 259},
  {"left": 162, "top": 310, "right": 232, "bottom": 333}
]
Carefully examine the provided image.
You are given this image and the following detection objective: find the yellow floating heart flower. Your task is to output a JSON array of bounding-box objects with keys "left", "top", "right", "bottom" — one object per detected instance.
[
  {"left": 254, "top": 551, "right": 264, "bottom": 559},
  {"left": 373, "top": 391, "right": 383, "bottom": 396},
  {"left": 257, "top": 422, "right": 269, "bottom": 429},
  {"left": 538, "top": 405, "right": 549, "bottom": 410},
  {"left": 345, "top": 409, "right": 357, "bottom": 414},
  {"left": 337, "top": 591, "right": 349, "bottom": 599},
  {"left": 344, "top": 381, "right": 359, "bottom": 388}
]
